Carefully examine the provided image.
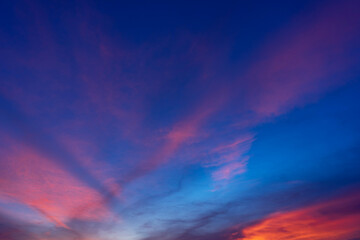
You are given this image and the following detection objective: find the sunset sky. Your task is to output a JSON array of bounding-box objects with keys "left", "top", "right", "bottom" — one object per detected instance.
[{"left": 1, "top": 0, "right": 360, "bottom": 239}]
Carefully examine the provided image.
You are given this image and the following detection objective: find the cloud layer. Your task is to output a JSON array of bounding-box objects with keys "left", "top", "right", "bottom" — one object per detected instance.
[{"left": 1, "top": 0, "right": 360, "bottom": 239}]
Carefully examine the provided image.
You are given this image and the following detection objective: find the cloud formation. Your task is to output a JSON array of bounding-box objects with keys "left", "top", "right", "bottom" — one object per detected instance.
[
  {"left": 239, "top": 191, "right": 360, "bottom": 240},
  {"left": 1, "top": 0, "right": 360, "bottom": 239}
]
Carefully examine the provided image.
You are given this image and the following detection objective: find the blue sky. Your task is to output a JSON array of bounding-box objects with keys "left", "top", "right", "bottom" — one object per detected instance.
[{"left": 1, "top": 0, "right": 360, "bottom": 239}]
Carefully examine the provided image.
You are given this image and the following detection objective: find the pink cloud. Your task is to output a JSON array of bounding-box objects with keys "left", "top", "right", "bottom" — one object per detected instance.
[
  {"left": 0, "top": 137, "right": 111, "bottom": 229},
  {"left": 243, "top": 0, "right": 360, "bottom": 118},
  {"left": 122, "top": 86, "right": 230, "bottom": 183},
  {"left": 209, "top": 0, "right": 360, "bottom": 184},
  {"left": 212, "top": 156, "right": 249, "bottom": 181},
  {"left": 211, "top": 134, "right": 255, "bottom": 154}
]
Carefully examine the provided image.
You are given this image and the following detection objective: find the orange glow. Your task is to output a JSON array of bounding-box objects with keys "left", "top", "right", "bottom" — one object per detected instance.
[{"left": 239, "top": 192, "right": 360, "bottom": 240}]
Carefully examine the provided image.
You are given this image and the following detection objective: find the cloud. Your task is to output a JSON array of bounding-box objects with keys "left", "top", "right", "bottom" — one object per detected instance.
[
  {"left": 206, "top": 0, "right": 360, "bottom": 184},
  {"left": 0, "top": 137, "right": 110, "bottom": 228},
  {"left": 0, "top": 95, "right": 116, "bottom": 201},
  {"left": 241, "top": 0, "right": 360, "bottom": 119},
  {"left": 212, "top": 157, "right": 249, "bottom": 181},
  {"left": 1, "top": 0, "right": 360, "bottom": 239},
  {"left": 237, "top": 190, "right": 360, "bottom": 240}
]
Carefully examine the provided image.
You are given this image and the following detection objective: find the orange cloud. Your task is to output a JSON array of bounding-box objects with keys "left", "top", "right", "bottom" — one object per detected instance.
[{"left": 238, "top": 191, "right": 360, "bottom": 240}]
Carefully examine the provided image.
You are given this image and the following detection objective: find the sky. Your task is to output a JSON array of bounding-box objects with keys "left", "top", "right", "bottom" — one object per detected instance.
[{"left": 0, "top": 0, "right": 360, "bottom": 239}]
